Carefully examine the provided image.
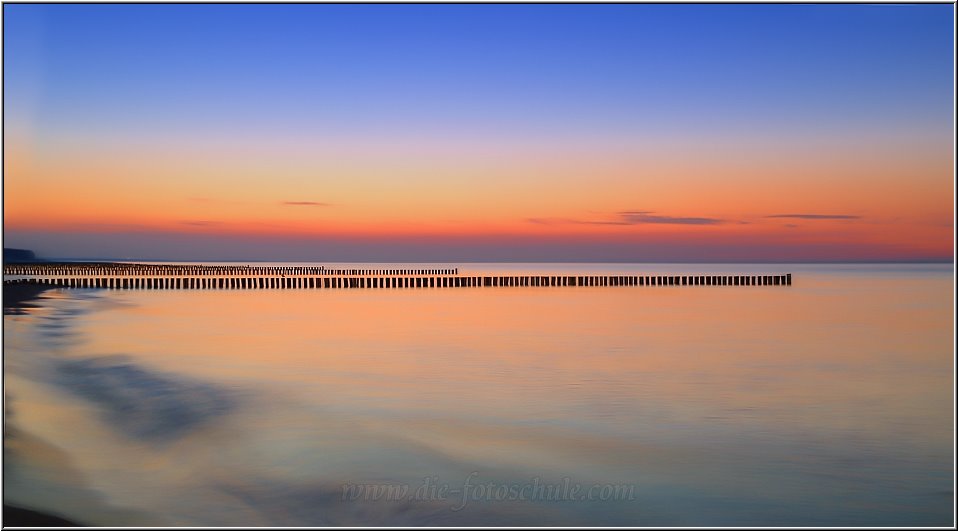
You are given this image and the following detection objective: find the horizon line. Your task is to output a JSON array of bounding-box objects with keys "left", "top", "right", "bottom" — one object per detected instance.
[{"left": 24, "top": 257, "right": 956, "bottom": 266}]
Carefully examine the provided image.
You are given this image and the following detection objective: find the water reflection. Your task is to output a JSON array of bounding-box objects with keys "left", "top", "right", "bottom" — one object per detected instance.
[
  {"left": 4, "top": 394, "right": 162, "bottom": 526},
  {"left": 55, "top": 356, "right": 237, "bottom": 443},
  {"left": 2, "top": 264, "right": 953, "bottom": 525}
]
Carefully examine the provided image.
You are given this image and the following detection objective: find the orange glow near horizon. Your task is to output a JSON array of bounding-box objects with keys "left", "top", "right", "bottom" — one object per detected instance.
[{"left": 3, "top": 126, "right": 953, "bottom": 261}]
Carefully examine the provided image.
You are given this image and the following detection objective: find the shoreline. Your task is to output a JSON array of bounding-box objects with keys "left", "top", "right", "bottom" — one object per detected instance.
[
  {"left": 3, "top": 282, "right": 58, "bottom": 312},
  {"left": 3, "top": 504, "right": 81, "bottom": 527},
  {"left": 4, "top": 285, "right": 81, "bottom": 527}
]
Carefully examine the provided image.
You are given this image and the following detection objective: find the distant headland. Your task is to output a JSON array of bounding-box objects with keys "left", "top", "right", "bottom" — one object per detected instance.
[{"left": 3, "top": 248, "right": 41, "bottom": 264}]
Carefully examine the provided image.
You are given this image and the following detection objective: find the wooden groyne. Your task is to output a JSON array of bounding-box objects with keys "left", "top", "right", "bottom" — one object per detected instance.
[
  {"left": 3, "top": 264, "right": 792, "bottom": 290},
  {"left": 3, "top": 264, "right": 458, "bottom": 277}
]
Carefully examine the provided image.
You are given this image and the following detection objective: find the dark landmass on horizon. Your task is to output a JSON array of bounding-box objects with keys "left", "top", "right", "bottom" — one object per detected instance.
[{"left": 3, "top": 248, "right": 42, "bottom": 263}]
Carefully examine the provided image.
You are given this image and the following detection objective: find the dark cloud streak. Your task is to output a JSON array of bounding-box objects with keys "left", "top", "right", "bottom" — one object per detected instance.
[
  {"left": 766, "top": 214, "right": 861, "bottom": 220},
  {"left": 617, "top": 212, "right": 724, "bottom": 225},
  {"left": 527, "top": 211, "right": 725, "bottom": 226},
  {"left": 181, "top": 220, "right": 220, "bottom": 226},
  {"left": 282, "top": 201, "right": 330, "bottom": 207}
]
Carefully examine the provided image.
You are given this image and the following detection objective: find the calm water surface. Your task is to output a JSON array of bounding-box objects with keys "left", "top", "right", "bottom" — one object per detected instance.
[{"left": 3, "top": 263, "right": 953, "bottom": 525}]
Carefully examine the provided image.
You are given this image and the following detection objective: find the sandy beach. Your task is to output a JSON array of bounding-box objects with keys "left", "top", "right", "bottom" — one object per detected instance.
[
  {"left": 3, "top": 282, "right": 58, "bottom": 313},
  {"left": 2, "top": 505, "right": 80, "bottom": 527},
  {"left": 4, "top": 282, "right": 82, "bottom": 526}
]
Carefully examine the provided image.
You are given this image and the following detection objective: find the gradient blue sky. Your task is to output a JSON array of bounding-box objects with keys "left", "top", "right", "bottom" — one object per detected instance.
[{"left": 3, "top": 4, "right": 954, "bottom": 262}]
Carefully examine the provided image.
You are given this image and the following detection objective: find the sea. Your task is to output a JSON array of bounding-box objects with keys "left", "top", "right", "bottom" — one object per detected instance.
[{"left": 2, "top": 263, "right": 954, "bottom": 526}]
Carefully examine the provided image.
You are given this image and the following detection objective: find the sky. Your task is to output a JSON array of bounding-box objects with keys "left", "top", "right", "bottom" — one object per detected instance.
[{"left": 2, "top": 4, "right": 954, "bottom": 262}]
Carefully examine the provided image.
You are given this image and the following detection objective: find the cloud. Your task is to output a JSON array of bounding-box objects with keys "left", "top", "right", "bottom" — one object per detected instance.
[
  {"left": 524, "top": 217, "right": 581, "bottom": 226},
  {"left": 616, "top": 212, "right": 725, "bottom": 225},
  {"left": 282, "top": 201, "right": 330, "bottom": 207},
  {"left": 575, "top": 219, "right": 633, "bottom": 226},
  {"left": 181, "top": 220, "right": 221, "bottom": 226},
  {"left": 527, "top": 211, "right": 726, "bottom": 226},
  {"left": 765, "top": 214, "right": 861, "bottom": 220},
  {"left": 525, "top": 216, "right": 625, "bottom": 226}
]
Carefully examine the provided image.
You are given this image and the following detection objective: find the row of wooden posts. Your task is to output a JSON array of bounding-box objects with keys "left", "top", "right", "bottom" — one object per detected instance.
[
  {"left": 3, "top": 265, "right": 458, "bottom": 277},
  {"left": 5, "top": 273, "right": 792, "bottom": 290}
]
